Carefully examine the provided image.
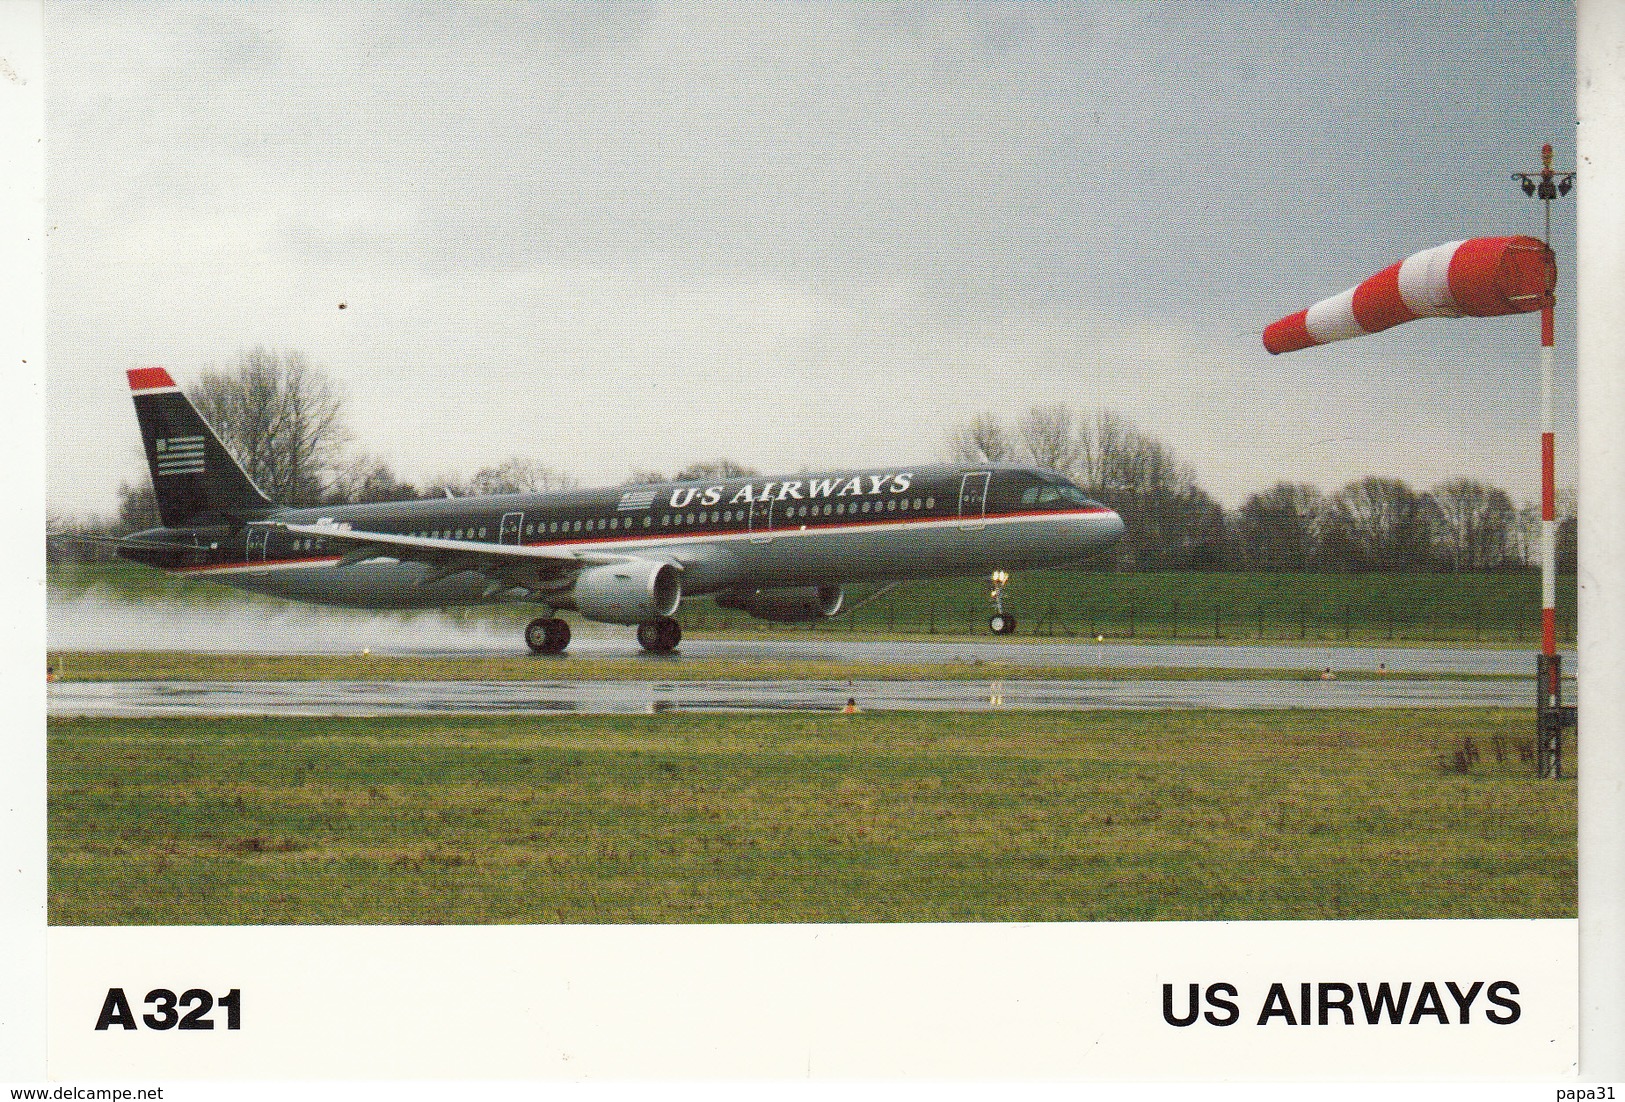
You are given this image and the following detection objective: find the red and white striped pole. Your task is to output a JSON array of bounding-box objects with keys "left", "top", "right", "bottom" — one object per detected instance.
[
  {"left": 1541, "top": 298, "right": 1557, "bottom": 693},
  {"left": 1514, "top": 144, "right": 1573, "bottom": 710}
]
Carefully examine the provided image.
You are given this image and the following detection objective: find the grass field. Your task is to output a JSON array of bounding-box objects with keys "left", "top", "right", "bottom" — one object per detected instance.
[
  {"left": 713, "top": 569, "right": 1579, "bottom": 647},
  {"left": 50, "top": 561, "right": 1578, "bottom": 646},
  {"left": 45, "top": 649, "right": 1519, "bottom": 683},
  {"left": 49, "top": 708, "right": 1575, "bottom": 926}
]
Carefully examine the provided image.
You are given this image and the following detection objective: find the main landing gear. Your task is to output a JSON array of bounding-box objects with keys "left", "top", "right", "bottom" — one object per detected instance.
[
  {"left": 524, "top": 616, "right": 571, "bottom": 655},
  {"left": 636, "top": 616, "right": 682, "bottom": 654},
  {"left": 524, "top": 615, "right": 682, "bottom": 654},
  {"left": 988, "top": 571, "right": 1018, "bottom": 635}
]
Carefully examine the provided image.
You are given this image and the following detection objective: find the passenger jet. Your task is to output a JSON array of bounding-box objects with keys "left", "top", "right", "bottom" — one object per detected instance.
[{"left": 114, "top": 367, "right": 1125, "bottom": 653}]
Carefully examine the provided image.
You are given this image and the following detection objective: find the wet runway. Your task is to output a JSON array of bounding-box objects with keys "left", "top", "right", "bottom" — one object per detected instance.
[
  {"left": 49, "top": 590, "right": 1561, "bottom": 676},
  {"left": 49, "top": 589, "right": 1558, "bottom": 716},
  {"left": 49, "top": 675, "right": 1532, "bottom": 717}
]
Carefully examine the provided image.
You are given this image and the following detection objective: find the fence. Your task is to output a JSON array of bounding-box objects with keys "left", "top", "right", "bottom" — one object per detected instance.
[{"left": 678, "top": 595, "right": 1576, "bottom": 647}]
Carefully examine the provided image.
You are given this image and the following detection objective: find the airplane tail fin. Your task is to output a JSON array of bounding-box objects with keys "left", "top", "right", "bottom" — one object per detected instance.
[{"left": 127, "top": 366, "right": 276, "bottom": 526}]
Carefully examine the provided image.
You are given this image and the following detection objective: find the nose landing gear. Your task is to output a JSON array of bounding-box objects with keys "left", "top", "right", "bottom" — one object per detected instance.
[{"left": 988, "top": 571, "right": 1017, "bottom": 635}]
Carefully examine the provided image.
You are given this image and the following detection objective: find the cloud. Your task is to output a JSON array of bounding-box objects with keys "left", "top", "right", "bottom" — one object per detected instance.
[{"left": 45, "top": 1, "right": 1575, "bottom": 516}]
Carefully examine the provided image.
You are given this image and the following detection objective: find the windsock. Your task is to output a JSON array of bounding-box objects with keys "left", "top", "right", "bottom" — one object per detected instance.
[{"left": 1263, "top": 235, "right": 1554, "bottom": 354}]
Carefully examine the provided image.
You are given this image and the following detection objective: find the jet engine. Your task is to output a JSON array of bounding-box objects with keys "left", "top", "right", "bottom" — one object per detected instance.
[
  {"left": 714, "top": 584, "right": 844, "bottom": 623},
  {"left": 570, "top": 560, "right": 682, "bottom": 625}
]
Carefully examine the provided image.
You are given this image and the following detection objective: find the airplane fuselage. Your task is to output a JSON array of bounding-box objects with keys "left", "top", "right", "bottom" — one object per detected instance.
[{"left": 121, "top": 463, "right": 1123, "bottom": 611}]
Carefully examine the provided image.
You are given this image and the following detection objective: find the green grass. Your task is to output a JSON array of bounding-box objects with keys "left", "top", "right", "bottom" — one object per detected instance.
[
  {"left": 713, "top": 569, "right": 1575, "bottom": 647},
  {"left": 48, "top": 709, "right": 1575, "bottom": 925},
  {"left": 51, "top": 561, "right": 1576, "bottom": 647},
  {"left": 45, "top": 649, "right": 1519, "bottom": 683}
]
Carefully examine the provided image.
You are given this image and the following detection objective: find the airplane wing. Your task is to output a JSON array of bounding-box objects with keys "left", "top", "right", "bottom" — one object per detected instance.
[{"left": 269, "top": 520, "right": 641, "bottom": 591}]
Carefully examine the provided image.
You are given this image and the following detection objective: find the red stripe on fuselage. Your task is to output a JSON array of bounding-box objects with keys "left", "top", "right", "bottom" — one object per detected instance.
[{"left": 175, "top": 506, "right": 1116, "bottom": 573}]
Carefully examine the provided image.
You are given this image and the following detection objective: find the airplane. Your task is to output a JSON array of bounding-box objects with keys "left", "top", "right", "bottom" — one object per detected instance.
[{"left": 111, "top": 366, "right": 1126, "bottom": 653}]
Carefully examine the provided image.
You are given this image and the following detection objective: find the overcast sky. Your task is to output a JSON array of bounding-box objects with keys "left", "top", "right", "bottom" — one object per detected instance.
[{"left": 44, "top": 0, "right": 1576, "bottom": 517}]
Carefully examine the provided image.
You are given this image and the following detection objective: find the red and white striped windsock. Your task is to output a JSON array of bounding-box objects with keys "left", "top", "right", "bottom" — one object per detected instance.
[{"left": 1263, "top": 235, "right": 1555, "bottom": 354}]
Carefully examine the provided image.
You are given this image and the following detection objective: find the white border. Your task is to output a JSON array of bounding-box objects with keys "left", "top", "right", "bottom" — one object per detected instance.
[
  {"left": 1575, "top": 0, "right": 1625, "bottom": 1077},
  {"left": 0, "top": 0, "right": 48, "bottom": 1083},
  {"left": 11, "top": 0, "right": 1620, "bottom": 1089},
  {"left": 48, "top": 921, "right": 1577, "bottom": 1081}
]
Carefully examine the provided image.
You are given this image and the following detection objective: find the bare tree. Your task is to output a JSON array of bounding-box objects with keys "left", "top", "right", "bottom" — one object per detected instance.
[
  {"left": 1234, "top": 482, "right": 1327, "bottom": 571},
  {"left": 945, "top": 404, "right": 1082, "bottom": 474},
  {"left": 187, "top": 348, "right": 351, "bottom": 507},
  {"left": 1077, "top": 411, "right": 1226, "bottom": 569},
  {"left": 325, "top": 454, "right": 419, "bottom": 505},
  {"left": 1077, "top": 410, "right": 1142, "bottom": 495},
  {"left": 456, "top": 457, "right": 579, "bottom": 496},
  {"left": 1325, "top": 477, "right": 1440, "bottom": 571},
  {"left": 671, "top": 459, "right": 760, "bottom": 482},
  {"left": 1017, "top": 403, "right": 1083, "bottom": 474},
  {"left": 946, "top": 413, "right": 1017, "bottom": 464},
  {"left": 115, "top": 480, "right": 160, "bottom": 532},
  {"left": 622, "top": 459, "right": 759, "bottom": 485},
  {"left": 1430, "top": 479, "right": 1519, "bottom": 571}
]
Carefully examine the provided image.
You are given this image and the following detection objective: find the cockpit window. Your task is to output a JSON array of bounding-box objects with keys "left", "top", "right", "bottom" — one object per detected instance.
[{"left": 1022, "top": 484, "right": 1093, "bottom": 507}]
